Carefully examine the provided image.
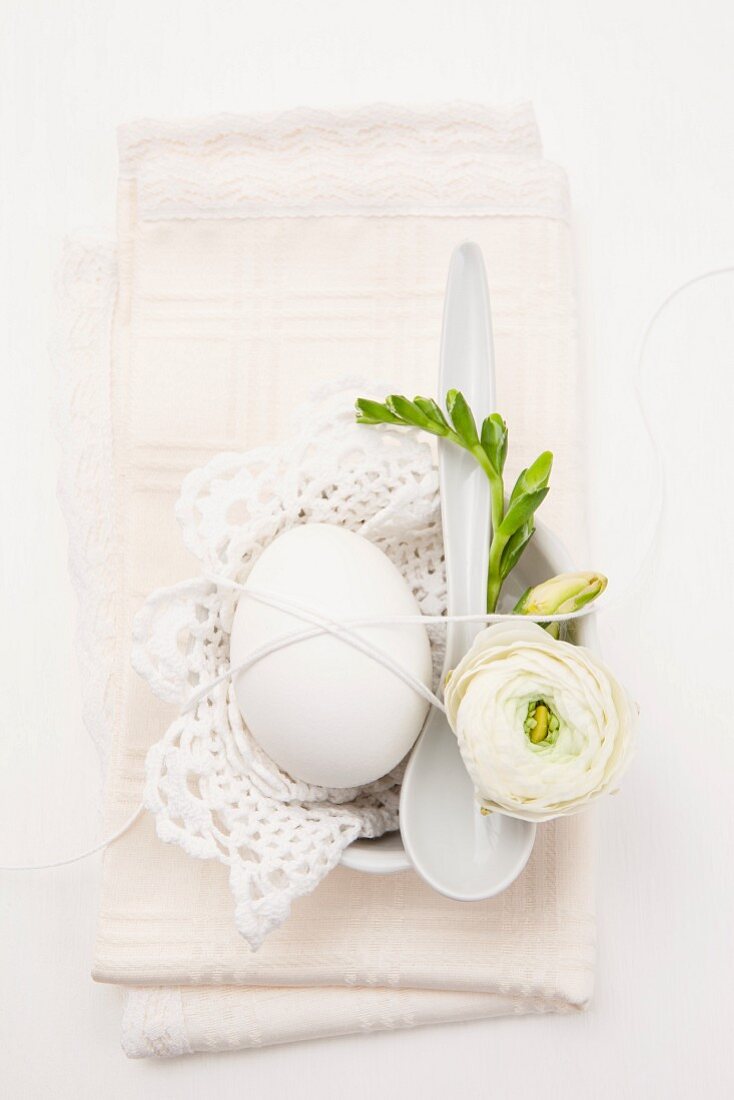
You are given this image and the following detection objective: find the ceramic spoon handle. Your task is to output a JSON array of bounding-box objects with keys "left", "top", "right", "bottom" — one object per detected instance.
[
  {"left": 399, "top": 242, "right": 535, "bottom": 901},
  {"left": 439, "top": 242, "right": 494, "bottom": 666}
]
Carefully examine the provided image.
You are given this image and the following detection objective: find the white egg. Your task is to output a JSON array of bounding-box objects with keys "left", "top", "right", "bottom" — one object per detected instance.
[{"left": 229, "top": 523, "right": 432, "bottom": 788}]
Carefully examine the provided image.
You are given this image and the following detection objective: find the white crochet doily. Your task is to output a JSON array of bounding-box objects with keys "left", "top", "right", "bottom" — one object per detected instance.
[{"left": 132, "top": 385, "right": 446, "bottom": 949}]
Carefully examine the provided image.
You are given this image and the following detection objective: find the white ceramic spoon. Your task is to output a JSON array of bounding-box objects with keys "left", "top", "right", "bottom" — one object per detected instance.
[{"left": 398, "top": 242, "right": 536, "bottom": 900}]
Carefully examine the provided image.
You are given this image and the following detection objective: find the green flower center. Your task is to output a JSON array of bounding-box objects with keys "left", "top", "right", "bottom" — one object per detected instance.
[{"left": 523, "top": 700, "right": 560, "bottom": 745}]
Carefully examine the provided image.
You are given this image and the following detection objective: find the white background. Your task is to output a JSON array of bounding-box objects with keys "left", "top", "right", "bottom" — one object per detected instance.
[{"left": 1, "top": 1, "right": 733, "bottom": 1096}]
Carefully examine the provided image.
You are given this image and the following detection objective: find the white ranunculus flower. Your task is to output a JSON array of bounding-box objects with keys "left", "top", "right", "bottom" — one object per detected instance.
[{"left": 444, "top": 620, "right": 635, "bottom": 822}]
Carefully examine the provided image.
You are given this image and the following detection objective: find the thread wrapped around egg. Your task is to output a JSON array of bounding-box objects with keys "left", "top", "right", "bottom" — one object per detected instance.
[{"left": 229, "top": 524, "right": 432, "bottom": 788}]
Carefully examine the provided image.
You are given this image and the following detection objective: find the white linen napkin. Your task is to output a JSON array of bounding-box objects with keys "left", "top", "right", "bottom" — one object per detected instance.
[{"left": 56, "top": 104, "right": 592, "bottom": 1056}]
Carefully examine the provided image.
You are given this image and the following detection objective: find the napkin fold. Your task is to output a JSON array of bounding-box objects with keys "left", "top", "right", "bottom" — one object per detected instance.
[{"left": 57, "top": 103, "right": 592, "bottom": 1056}]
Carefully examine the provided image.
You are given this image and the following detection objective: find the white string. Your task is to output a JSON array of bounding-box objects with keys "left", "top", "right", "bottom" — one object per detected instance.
[
  {"left": 0, "top": 805, "right": 144, "bottom": 872},
  {"left": 593, "top": 265, "right": 734, "bottom": 612},
  {"left": 185, "top": 576, "right": 605, "bottom": 718},
  {"left": 3, "top": 594, "right": 598, "bottom": 872},
  {"left": 4, "top": 265, "right": 731, "bottom": 873}
]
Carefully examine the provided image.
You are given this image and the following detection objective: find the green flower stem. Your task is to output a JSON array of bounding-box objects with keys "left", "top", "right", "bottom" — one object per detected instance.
[
  {"left": 486, "top": 527, "right": 509, "bottom": 613},
  {"left": 437, "top": 435, "right": 506, "bottom": 611},
  {"left": 465, "top": 443, "right": 506, "bottom": 612},
  {"left": 469, "top": 445, "right": 504, "bottom": 536}
]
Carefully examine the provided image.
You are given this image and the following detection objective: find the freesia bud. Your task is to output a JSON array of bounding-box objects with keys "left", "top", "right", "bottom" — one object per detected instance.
[{"left": 513, "top": 572, "right": 607, "bottom": 616}]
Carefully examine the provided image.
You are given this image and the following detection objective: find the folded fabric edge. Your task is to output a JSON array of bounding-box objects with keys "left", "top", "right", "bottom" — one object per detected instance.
[
  {"left": 121, "top": 984, "right": 588, "bottom": 1058},
  {"left": 91, "top": 913, "right": 595, "bottom": 1003}
]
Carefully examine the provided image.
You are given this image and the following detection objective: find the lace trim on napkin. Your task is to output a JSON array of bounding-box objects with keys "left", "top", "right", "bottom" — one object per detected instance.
[
  {"left": 132, "top": 385, "right": 446, "bottom": 949},
  {"left": 52, "top": 238, "right": 118, "bottom": 774},
  {"left": 121, "top": 987, "right": 191, "bottom": 1058},
  {"left": 118, "top": 102, "right": 569, "bottom": 222}
]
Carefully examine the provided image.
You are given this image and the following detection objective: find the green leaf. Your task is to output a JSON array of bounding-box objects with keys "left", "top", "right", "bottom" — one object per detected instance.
[
  {"left": 508, "top": 466, "right": 528, "bottom": 505},
  {"left": 512, "top": 586, "right": 533, "bottom": 614},
  {"left": 445, "top": 390, "right": 479, "bottom": 447},
  {"left": 500, "top": 521, "right": 535, "bottom": 580},
  {"left": 481, "top": 414, "right": 508, "bottom": 474},
  {"left": 498, "top": 487, "right": 549, "bottom": 540},
  {"left": 413, "top": 396, "right": 450, "bottom": 432},
  {"left": 524, "top": 450, "right": 553, "bottom": 491},
  {"left": 354, "top": 398, "right": 404, "bottom": 425},
  {"left": 569, "top": 583, "right": 605, "bottom": 611},
  {"left": 385, "top": 394, "right": 440, "bottom": 432},
  {"left": 507, "top": 451, "right": 552, "bottom": 505}
]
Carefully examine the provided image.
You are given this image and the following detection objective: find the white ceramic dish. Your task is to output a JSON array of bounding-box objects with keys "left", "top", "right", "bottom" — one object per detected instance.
[{"left": 340, "top": 520, "right": 599, "bottom": 874}]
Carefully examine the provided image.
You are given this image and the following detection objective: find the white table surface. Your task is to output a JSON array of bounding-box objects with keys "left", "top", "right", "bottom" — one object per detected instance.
[{"left": 2, "top": 1, "right": 733, "bottom": 1096}]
